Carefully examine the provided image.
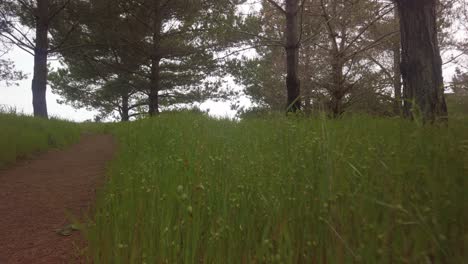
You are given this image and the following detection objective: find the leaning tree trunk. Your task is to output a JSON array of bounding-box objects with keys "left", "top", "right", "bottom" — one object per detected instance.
[
  {"left": 32, "top": 0, "right": 49, "bottom": 118},
  {"left": 395, "top": 0, "right": 448, "bottom": 123},
  {"left": 285, "top": 0, "right": 301, "bottom": 112}
]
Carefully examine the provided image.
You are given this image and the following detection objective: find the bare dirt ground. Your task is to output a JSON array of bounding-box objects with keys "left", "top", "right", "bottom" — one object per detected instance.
[{"left": 0, "top": 135, "right": 115, "bottom": 264}]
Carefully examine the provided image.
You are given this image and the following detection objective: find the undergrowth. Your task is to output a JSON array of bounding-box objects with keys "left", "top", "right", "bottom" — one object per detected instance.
[
  {"left": 0, "top": 112, "right": 81, "bottom": 167},
  {"left": 87, "top": 113, "right": 467, "bottom": 263}
]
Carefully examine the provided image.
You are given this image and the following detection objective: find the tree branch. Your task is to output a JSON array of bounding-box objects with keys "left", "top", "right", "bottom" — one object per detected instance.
[
  {"left": 266, "top": 0, "right": 286, "bottom": 14},
  {"left": 48, "top": 0, "right": 72, "bottom": 23},
  {"left": 341, "top": 4, "right": 394, "bottom": 55},
  {"left": 343, "top": 30, "right": 398, "bottom": 61}
]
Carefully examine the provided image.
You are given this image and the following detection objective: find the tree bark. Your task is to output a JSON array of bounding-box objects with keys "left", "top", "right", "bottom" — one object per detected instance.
[
  {"left": 148, "top": 1, "right": 161, "bottom": 116},
  {"left": 32, "top": 0, "right": 49, "bottom": 118},
  {"left": 121, "top": 94, "right": 129, "bottom": 122},
  {"left": 285, "top": 0, "right": 301, "bottom": 112},
  {"left": 149, "top": 57, "right": 160, "bottom": 115},
  {"left": 329, "top": 52, "right": 345, "bottom": 117},
  {"left": 395, "top": 0, "right": 448, "bottom": 123},
  {"left": 302, "top": 45, "right": 313, "bottom": 115}
]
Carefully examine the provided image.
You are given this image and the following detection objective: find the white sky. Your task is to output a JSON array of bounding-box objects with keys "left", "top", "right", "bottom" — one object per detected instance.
[{"left": 0, "top": 47, "right": 98, "bottom": 121}]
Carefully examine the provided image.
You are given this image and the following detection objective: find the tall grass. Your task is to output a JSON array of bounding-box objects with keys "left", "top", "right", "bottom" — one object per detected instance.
[
  {"left": 87, "top": 113, "right": 467, "bottom": 263},
  {"left": 0, "top": 111, "right": 81, "bottom": 167}
]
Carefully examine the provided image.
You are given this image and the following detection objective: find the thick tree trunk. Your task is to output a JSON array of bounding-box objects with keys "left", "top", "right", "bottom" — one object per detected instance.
[
  {"left": 121, "top": 94, "right": 129, "bottom": 122},
  {"left": 285, "top": 0, "right": 301, "bottom": 112},
  {"left": 32, "top": 0, "right": 49, "bottom": 118},
  {"left": 148, "top": 3, "right": 161, "bottom": 116},
  {"left": 395, "top": 0, "right": 448, "bottom": 123}
]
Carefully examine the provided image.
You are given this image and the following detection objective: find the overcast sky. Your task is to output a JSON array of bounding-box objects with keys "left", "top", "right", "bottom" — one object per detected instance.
[{"left": 0, "top": 47, "right": 97, "bottom": 121}]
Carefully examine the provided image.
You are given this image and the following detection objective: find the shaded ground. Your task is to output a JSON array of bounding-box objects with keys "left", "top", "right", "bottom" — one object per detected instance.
[{"left": 0, "top": 135, "right": 115, "bottom": 264}]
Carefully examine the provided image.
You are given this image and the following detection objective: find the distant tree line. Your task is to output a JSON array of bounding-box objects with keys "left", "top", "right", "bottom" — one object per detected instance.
[{"left": 0, "top": 0, "right": 467, "bottom": 122}]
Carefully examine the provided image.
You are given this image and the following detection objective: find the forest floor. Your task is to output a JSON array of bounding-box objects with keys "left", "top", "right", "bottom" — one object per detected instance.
[{"left": 0, "top": 134, "right": 115, "bottom": 264}]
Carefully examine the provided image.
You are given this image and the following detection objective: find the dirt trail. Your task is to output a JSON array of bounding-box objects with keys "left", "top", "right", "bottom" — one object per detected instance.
[{"left": 0, "top": 134, "right": 115, "bottom": 264}]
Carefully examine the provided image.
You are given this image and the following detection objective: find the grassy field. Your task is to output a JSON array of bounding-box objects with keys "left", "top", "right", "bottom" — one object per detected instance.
[
  {"left": 446, "top": 94, "right": 468, "bottom": 118},
  {"left": 0, "top": 112, "right": 81, "bottom": 167},
  {"left": 86, "top": 113, "right": 467, "bottom": 263}
]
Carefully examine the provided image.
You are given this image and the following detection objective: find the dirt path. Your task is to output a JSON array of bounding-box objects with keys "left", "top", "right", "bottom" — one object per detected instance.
[{"left": 0, "top": 134, "right": 115, "bottom": 264}]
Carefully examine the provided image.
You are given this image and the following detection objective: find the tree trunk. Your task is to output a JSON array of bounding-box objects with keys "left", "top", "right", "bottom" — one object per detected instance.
[
  {"left": 395, "top": 0, "right": 448, "bottom": 123},
  {"left": 149, "top": 57, "right": 160, "bottom": 115},
  {"left": 302, "top": 75, "right": 312, "bottom": 115},
  {"left": 121, "top": 94, "right": 129, "bottom": 122},
  {"left": 392, "top": 7, "right": 402, "bottom": 116},
  {"left": 32, "top": 0, "right": 49, "bottom": 118},
  {"left": 392, "top": 42, "right": 402, "bottom": 116},
  {"left": 329, "top": 52, "right": 344, "bottom": 117},
  {"left": 148, "top": 2, "right": 161, "bottom": 116},
  {"left": 301, "top": 45, "right": 314, "bottom": 115},
  {"left": 285, "top": 0, "right": 301, "bottom": 112}
]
